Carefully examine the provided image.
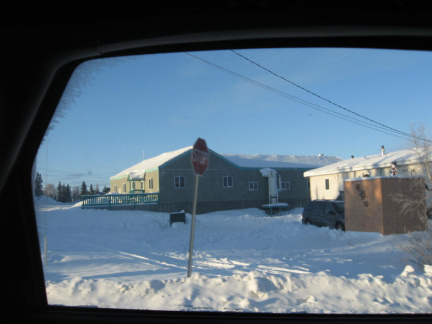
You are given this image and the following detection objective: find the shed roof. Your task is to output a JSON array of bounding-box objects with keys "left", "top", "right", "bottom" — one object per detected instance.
[{"left": 304, "top": 149, "right": 424, "bottom": 177}]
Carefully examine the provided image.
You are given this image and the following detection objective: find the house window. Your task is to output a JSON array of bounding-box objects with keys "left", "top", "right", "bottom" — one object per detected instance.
[
  {"left": 249, "top": 182, "right": 258, "bottom": 191},
  {"left": 174, "top": 176, "right": 186, "bottom": 188},
  {"left": 325, "top": 179, "right": 330, "bottom": 190},
  {"left": 114, "top": 185, "right": 117, "bottom": 193},
  {"left": 148, "top": 178, "right": 154, "bottom": 190},
  {"left": 122, "top": 183, "right": 126, "bottom": 193},
  {"left": 281, "top": 181, "right": 290, "bottom": 190},
  {"left": 140, "top": 181, "right": 144, "bottom": 189},
  {"left": 130, "top": 181, "right": 135, "bottom": 190},
  {"left": 223, "top": 176, "right": 233, "bottom": 188}
]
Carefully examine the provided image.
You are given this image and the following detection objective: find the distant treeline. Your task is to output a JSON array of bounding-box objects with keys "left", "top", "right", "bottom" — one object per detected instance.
[{"left": 34, "top": 172, "right": 110, "bottom": 202}]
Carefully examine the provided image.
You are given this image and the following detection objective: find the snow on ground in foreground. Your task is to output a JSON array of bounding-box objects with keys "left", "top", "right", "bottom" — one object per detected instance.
[{"left": 34, "top": 196, "right": 432, "bottom": 313}]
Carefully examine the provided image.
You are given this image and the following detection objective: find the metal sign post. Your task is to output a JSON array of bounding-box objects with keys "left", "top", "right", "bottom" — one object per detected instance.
[
  {"left": 187, "top": 138, "right": 209, "bottom": 278},
  {"left": 187, "top": 174, "right": 200, "bottom": 278}
]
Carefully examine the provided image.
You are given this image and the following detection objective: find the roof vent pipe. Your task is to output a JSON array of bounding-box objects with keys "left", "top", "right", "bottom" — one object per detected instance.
[{"left": 381, "top": 145, "right": 385, "bottom": 156}]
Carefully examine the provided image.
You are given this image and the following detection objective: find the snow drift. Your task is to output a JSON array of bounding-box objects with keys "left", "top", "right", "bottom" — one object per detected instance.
[{"left": 34, "top": 196, "right": 432, "bottom": 313}]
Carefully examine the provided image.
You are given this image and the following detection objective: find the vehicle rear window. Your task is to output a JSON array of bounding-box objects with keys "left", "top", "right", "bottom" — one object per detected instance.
[{"left": 311, "top": 201, "right": 324, "bottom": 212}]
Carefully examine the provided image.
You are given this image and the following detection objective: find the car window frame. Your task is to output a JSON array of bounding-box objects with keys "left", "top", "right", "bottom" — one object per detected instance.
[{"left": 4, "top": 2, "right": 432, "bottom": 323}]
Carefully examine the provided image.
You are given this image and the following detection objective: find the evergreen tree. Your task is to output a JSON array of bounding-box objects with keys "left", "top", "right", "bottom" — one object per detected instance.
[
  {"left": 80, "top": 181, "right": 87, "bottom": 196},
  {"left": 89, "top": 184, "right": 94, "bottom": 195},
  {"left": 65, "top": 184, "right": 72, "bottom": 202},
  {"left": 57, "top": 181, "right": 63, "bottom": 202},
  {"left": 56, "top": 182, "right": 72, "bottom": 203},
  {"left": 34, "top": 172, "right": 43, "bottom": 197}
]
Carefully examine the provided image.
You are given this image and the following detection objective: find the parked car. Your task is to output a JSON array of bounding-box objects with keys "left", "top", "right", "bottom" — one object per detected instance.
[{"left": 302, "top": 200, "right": 345, "bottom": 231}]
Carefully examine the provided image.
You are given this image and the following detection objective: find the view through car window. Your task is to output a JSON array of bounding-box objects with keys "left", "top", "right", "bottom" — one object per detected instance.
[{"left": 33, "top": 48, "right": 432, "bottom": 313}]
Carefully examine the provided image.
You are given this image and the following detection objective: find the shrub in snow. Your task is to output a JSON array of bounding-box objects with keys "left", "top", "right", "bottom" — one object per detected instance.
[{"left": 398, "top": 221, "right": 432, "bottom": 267}]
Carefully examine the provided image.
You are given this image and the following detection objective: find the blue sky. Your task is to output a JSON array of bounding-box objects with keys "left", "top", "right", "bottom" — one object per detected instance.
[{"left": 35, "top": 48, "right": 432, "bottom": 189}]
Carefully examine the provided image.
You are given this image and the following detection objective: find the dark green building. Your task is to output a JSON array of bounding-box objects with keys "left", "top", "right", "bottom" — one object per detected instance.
[{"left": 110, "top": 147, "right": 341, "bottom": 213}]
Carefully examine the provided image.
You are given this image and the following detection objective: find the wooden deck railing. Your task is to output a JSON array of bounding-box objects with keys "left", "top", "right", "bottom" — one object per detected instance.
[{"left": 81, "top": 193, "right": 159, "bottom": 209}]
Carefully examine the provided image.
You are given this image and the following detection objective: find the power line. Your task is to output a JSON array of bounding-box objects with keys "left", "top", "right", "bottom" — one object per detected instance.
[
  {"left": 230, "top": 49, "right": 414, "bottom": 139},
  {"left": 185, "top": 52, "right": 416, "bottom": 142}
]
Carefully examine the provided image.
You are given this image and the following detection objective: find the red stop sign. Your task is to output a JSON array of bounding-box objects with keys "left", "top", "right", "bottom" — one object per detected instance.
[{"left": 191, "top": 138, "right": 209, "bottom": 175}]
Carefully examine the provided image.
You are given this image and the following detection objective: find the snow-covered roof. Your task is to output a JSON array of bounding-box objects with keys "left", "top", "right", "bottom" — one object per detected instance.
[
  {"left": 111, "top": 147, "right": 343, "bottom": 180},
  {"left": 304, "top": 149, "right": 424, "bottom": 177},
  {"left": 111, "top": 146, "right": 192, "bottom": 179},
  {"left": 221, "top": 153, "right": 342, "bottom": 169}
]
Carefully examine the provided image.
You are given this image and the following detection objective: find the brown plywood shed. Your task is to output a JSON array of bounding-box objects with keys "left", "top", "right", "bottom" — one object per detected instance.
[{"left": 344, "top": 177, "right": 427, "bottom": 235}]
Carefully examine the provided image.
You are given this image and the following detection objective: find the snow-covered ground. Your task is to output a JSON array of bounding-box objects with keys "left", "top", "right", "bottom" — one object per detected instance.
[{"left": 34, "top": 196, "right": 432, "bottom": 313}]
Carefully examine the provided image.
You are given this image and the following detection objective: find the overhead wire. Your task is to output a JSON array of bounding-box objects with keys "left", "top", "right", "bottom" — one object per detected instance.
[
  {"left": 230, "top": 49, "right": 414, "bottom": 139},
  {"left": 185, "top": 52, "right": 418, "bottom": 142}
]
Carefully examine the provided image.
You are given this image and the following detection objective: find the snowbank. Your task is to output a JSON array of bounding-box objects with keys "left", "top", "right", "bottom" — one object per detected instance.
[{"left": 35, "top": 201, "right": 432, "bottom": 313}]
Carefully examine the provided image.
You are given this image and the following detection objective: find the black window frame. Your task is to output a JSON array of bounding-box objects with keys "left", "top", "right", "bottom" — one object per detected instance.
[
  {"left": 148, "top": 178, "right": 154, "bottom": 190},
  {"left": 281, "top": 181, "right": 290, "bottom": 190},
  {"left": 223, "top": 176, "right": 233, "bottom": 188},
  {"left": 248, "top": 181, "right": 258, "bottom": 191},
  {"left": 174, "top": 176, "right": 186, "bottom": 189}
]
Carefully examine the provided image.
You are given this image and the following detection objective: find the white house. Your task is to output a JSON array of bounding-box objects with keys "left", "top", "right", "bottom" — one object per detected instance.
[{"left": 304, "top": 148, "right": 432, "bottom": 203}]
